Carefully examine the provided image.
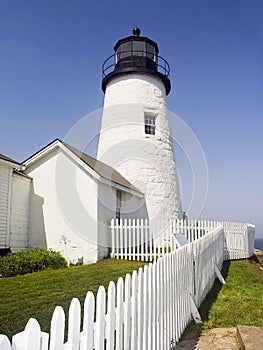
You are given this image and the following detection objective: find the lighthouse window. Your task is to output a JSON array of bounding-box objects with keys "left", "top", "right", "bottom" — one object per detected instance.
[
  {"left": 117, "top": 42, "right": 131, "bottom": 60},
  {"left": 133, "top": 40, "right": 145, "bottom": 56},
  {"left": 146, "top": 43, "right": 156, "bottom": 61},
  {"left": 144, "top": 114, "right": 156, "bottom": 135}
]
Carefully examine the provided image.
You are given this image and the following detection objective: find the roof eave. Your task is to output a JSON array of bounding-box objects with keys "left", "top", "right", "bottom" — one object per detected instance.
[{"left": 0, "top": 158, "right": 22, "bottom": 169}]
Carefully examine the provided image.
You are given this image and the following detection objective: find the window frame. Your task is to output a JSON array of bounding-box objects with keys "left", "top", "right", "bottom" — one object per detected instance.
[{"left": 144, "top": 113, "right": 156, "bottom": 135}]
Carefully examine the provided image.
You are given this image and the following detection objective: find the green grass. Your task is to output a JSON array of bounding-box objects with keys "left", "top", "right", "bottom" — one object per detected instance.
[
  {"left": 0, "top": 258, "right": 147, "bottom": 339},
  {"left": 182, "top": 254, "right": 263, "bottom": 340}
]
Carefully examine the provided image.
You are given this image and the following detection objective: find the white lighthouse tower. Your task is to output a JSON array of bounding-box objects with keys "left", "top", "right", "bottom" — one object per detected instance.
[{"left": 97, "top": 28, "right": 181, "bottom": 243}]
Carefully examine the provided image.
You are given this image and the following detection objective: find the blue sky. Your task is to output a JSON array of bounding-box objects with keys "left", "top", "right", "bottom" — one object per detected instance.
[{"left": 1, "top": 1, "right": 262, "bottom": 237}]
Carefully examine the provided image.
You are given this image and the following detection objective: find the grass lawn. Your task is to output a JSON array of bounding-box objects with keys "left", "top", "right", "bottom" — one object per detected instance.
[
  {"left": 0, "top": 258, "right": 147, "bottom": 339},
  {"left": 182, "top": 254, "right": 263, "bottom": 339}
]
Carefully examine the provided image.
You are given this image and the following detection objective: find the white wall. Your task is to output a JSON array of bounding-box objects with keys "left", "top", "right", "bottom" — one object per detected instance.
[
  {"left": 98, "top": 73, "right": 181, "bottom": 245},
  {"left": 10, "top": 173, "right": 31, "bottom": 252},
  {"left": 0, "top": 164, "right": 12, "bottom": 248},
  {"left": 26, "top": 147, "right": 99, "bottom": 264}
]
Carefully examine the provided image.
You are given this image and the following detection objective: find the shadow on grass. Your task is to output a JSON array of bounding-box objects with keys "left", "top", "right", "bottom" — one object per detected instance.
[{"left": 180, "top": 260, "right": 231, "bottom": 341}]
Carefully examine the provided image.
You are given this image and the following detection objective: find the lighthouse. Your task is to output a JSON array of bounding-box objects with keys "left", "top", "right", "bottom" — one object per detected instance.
[{"left": 97, "top": 28, "right": 182, "bottom": 244}]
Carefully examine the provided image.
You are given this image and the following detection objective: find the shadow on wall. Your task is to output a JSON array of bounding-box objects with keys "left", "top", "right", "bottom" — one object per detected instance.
[{"left": 29, "top": 183, "right": 47, "bottom": 250}]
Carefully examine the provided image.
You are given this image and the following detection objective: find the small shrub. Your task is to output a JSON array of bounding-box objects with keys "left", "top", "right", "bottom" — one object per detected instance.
[{"left": 0, "top": 249, "right": 67, "bottom": 277}]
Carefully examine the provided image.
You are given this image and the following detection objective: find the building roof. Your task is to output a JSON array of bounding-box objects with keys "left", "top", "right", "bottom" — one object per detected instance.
[
  {"left": 0, "top": 153, "right": 20, "bottom": 166},
  {"left": 61, "top": 140, "right": 140, "bottom": 193},
  {"left": 24, "top": 138, "right": 141, "bottom": 194}
]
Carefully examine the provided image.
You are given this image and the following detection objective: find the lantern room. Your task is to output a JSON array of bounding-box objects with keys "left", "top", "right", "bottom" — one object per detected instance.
[{"left": 102, "top": 28, "right": 171, "bottom": 95}]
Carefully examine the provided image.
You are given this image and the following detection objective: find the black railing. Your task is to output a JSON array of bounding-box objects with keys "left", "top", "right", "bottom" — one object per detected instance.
[{"left": 102, "top": 50, "right": 170, "bottom": 78}]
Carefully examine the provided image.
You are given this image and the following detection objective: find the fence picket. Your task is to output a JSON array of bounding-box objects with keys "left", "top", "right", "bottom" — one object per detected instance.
[
  {"left": 131, "top": 270, "right": 138, "bottom": 350},
  {"left": 151, "top": 263, "right": 157, "bottom": 350},
  {"left": 156, "top": 259, "right": 161, "bottom": 349},
  {"left": 66, "top": 298, "right": 81, "bottom": 349},
  {"left": 105, "top": 281, "right": 115, "bottom": 350},
  {"left": 132, "top": 219, "right": 136, "bottom": 261},
  {"left": 95, "top": 286, "right": 106, "bottom": 350},
  {"left": 81, "top": 292, "right": 95, "bottom": 350},
  {"left": 0, "top": 336, "right": 11, "bottom": 350},
  {"left": 119, "top": 219, "right": 124, "bottom": 260},
  {"left": 12, "top": 318, "right": 42, "bottom": 350},
  {"left": 127, "top": 219, "right": 132, "bottom": 260},
  {"left": 124, "top": 274, "right": 131, "bottom": 350},
  {"left": 143, "top": 265, "right": 148, "bottom": 350},
  {"left": 136, "top": 219, "right": 140, "bottom": 261},
  {"left": 124, "top": 219, "right": 128, "bottom": 260},
  {"left": 49, "top": 306, "right": 65, "bottom": 350},
  {"left": 147, "top": 264, "right": 152, "bottom": 350},
  {"left": 111, "top": 219, "right": 115, "bottom": 258},
  {"left": 137, "top": 267, "right": 144, "bottom": 348},
  {"left": 116, "top": 277, "right": 124, "bottom": 350}
]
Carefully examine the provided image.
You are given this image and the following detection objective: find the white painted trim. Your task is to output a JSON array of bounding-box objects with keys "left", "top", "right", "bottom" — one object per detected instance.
[{"left": 23, "top": 140, "right": 61, "bottom": 167}]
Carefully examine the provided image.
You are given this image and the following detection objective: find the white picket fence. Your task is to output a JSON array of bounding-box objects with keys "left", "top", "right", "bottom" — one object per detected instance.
[
  {"left": 172, "top": 219, "right": 255, "bottom": 260},
  {"left": 0, "top": 219, "right": 255, "bottom": 349},
  {"left": 0, "top": 226, "right": 225, "bottom": 350},
  {"left": 111, "top": 218, "right": 159, "bottom": 261},
  {"left": 111, "top": 218, "right": 255, "bottom": 262},
  {"left": 222, "top": 222, "right": 255, "bottom": 260}
]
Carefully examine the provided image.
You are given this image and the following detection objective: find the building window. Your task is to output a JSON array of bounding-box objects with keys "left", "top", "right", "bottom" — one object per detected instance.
[
  {"left": 144, "top": 114, "right": 156, "bottom": 135},
  {"left": 116, "top": 189, "right": 122, "bottom": 221}
]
